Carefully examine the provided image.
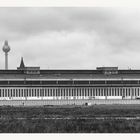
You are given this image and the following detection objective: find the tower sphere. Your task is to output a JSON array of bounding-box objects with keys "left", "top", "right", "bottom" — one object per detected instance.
[{"left": 2, "top": 40, "right": 10, "bottom": 53}]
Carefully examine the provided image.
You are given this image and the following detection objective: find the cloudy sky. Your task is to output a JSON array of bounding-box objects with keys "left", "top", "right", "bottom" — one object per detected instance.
[{"left": 0, "top": 7, "right": 140, "bottom": 69}]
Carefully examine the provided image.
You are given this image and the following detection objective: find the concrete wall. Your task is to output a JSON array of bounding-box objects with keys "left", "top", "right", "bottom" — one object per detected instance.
[{"left": 0, "top": 99, "right": 140, "bottom": 106}]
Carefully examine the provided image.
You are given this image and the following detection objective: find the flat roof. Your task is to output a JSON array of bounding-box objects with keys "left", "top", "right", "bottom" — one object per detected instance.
[{"left": 0, "top": 69, "right": 140, "bottom": 80}]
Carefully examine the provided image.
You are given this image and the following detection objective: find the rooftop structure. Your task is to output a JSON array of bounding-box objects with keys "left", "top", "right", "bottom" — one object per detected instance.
[{"left": 17, "top": 57, "right": 40, "bottom": 74}]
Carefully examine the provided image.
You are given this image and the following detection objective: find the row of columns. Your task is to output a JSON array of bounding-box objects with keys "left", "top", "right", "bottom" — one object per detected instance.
[{"left": 0, "top": 87, "right": 140, "bottom": 98}]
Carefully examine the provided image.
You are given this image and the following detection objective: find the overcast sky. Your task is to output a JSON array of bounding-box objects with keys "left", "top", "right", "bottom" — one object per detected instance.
[{"left": 0, "top": 7, "right": 140, "bottom": 69}]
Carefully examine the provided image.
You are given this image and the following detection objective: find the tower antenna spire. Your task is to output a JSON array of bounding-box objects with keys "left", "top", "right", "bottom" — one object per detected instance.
[{"left": 2, "top": 40, "right": 10, "bottom": 70}]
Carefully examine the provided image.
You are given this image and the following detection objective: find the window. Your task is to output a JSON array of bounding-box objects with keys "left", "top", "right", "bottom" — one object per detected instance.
[
  {"left": 35, "top": 89, "right": 37, "bottom": 97},
  {"left": 88, "top": 89, "right": 90, "bottom": 96},
  {"left": 58, "top": 89, "right": 61, "bottom": 96},
  {"left": 114, "top": 88, "right": 117, "bottom": 96},
  {"left": 0, "top": 89, "right": 1, "bottom": 97},
  {"left": 125, "top": 89, "right": 127, "bottom": 96},
  {"left": 2, "top": 89, "right": 4, "bottom": 97},
  {"left": 112, "top": 89, "right": 114, "bottom": 96},
  {"left": 68, "top": 88, "right": 71, "bottom": 96},
  {"left": 135, "top": 88, "right": 137, "bottom": 96},
  {"left": 106, "top": 81, "right": 122, "bottom": 84},
  {"left": 21, "top": 89, "right": 23, "bottom": 97},
  {"left": 74, "top": 81, "right": 89, "bottom": 84},
  {"left": 92, "top": 89, "right": 95, "bottom": 96},
  {"left": 78, "top": 89, "right": 81, "bottom": 96},
  {"left": 5, "top": 89, "right": 7, "bottom": 97},
  {"left": 13, "top": 89, "right": 15, "bottom": 97},
  {"left": 45, "top": 89, "right": 47, "bottom": 96},
  {"left": 31, "top": 89, "right": 33, "bottom": 97},
  {"left": 0, "top": 81, "right": 8, "bottom": 85},
  {"left": 71, "top": 89, "right": 73, "bottom": 96},
  {"left": 52, "top": 89, "right": 55, "bottom": 97},
  {"left": 37, "top": 89, "right": 39, "bottom": 97},
  {"left": 7, "top": 89, "right": 10, "bottom": 97},
  {"left": 10, "top": 89, "right": 13, "bottom": 97},
  {"left": 95, "top": 89, "right": 98, "bottom": 96},
  {"left": 90, "top": 81, "right": 105, "bottom": 84},
  {"left": 120, "top": 89, "right": 122, "bottom": 96},
  {"left": 101, "top": 89, "right": 103, "bottom": 96},
  {"left": 42, "top": 81, "right": 57, "bottom": 85},
  {"left": 105, "top": 89, "right": 107, "bottom": 96},
  {"left": 18, "top": 89, "right": 21, "bottom": 97},
  {"left": 58, "top": 81, "right": 73, "bottom": 85},
  {"left": 118, "top": 88, "right": 120, "bottom": 96}
]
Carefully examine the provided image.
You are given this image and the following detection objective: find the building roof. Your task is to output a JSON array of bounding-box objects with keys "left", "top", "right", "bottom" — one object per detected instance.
[
  {"left": 0, "top": 69, "right": 140, "bottom": 80},
  {"left": 1, "top": 57, "right": 140, "bottom": 81}
]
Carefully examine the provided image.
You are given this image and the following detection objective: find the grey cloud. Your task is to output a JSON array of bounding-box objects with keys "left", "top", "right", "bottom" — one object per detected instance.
[{"left": 0, "top": 8, "right": 140, "bottom": 69}]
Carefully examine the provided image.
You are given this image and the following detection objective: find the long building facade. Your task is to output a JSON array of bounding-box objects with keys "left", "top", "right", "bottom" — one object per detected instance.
[{"left": 1, "top": 58, "right": 140, "bottom": 105}]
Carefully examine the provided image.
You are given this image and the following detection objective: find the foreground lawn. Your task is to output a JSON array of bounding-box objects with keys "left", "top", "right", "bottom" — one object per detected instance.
[{"left": 0, "top": 105, "right": 140, "bottom": 133}]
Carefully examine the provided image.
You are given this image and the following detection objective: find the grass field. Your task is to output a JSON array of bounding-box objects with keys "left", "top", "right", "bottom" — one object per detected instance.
[{"left": 1, "top": 104, "right": 140, "bottom": 133}]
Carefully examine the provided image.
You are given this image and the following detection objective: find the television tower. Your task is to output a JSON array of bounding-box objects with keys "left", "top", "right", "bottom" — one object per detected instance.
[{"left": 2, "top": 40, "right": 10, "bottom": 70}]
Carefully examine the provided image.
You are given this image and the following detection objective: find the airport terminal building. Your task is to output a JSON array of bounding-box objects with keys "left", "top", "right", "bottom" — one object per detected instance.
[
  {"left": 1, "top": 41, "right": 140, "bottom": 106},
  {"left": 0, "top": 58, "right": 140, "bottom": 105}
]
